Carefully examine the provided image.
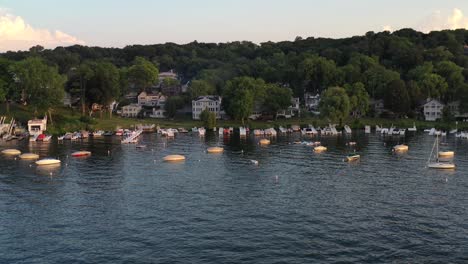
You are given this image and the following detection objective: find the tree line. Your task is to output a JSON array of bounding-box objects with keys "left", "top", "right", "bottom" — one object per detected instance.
[{"left": 1, "top": 28, "right": 468, "bottom": 122}]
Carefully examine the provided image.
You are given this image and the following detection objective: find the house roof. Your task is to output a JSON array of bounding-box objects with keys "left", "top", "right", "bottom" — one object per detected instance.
[{"left": 193, "top": 95, "right": 221, "bottom": 102}]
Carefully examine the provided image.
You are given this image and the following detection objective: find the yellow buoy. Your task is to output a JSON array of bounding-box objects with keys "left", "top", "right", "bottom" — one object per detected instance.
[
  {"left": 1, "top": 149, "right": 21, "bottom": 155},
  {"left": 19, "top": 153, "right": 39, "bottom": 160},
  {"left": 259, "top": 139, "right": 270, "bottom": 145},
  {"left": 163, "top": 155, "right": 186, "bottom": 162},
  {"left": 207, "top": 147, "right": 224, "bottom": 153},
  {"left": 438, "top": 151, "right": 455, "bottom": 158},
  {"left": 314, "top": 146, "right": 327, "bottom": 152},
  {"left": 393, "top": 144, "right": 409, "bottom": 152}
]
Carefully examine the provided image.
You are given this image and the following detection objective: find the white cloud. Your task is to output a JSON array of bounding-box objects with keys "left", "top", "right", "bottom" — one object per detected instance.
[
  {"left": 418, "top": 8, "right": 468, "bottom": 33},
  {"left": 0, "top": 10, "right": 84, "bottom": 52}
]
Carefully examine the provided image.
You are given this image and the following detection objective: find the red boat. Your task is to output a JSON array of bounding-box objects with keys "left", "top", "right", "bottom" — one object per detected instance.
[
  {"left": 36, "top": 134, "right": 46, "bottom": 141},
  {"left": 71, "top": 151, "right": 92, "bottom": 157}
]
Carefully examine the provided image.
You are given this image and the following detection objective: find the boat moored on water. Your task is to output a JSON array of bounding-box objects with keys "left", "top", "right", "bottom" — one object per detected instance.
[
  {"left": 345, "top": 154, "right": 360, "bottom": 162},
  {"left": 1, "top": 149, "right": 21, "bottom": 155},
  {"left": 71, "top": 151, "right": 92, "bottom": 157},
  {"left": 36, "top": 158, "right": 61, "bottom": 166},
  {"left": 393, "top": 144, "right": 409, "bottom": 152},
  {"left": 427, "top": 135, "right": 455, "bottom": 170},
  {"left": 198, "top": 127, "right": 206, "bottom": 137},
  {"left": 207, "top": 147, "right": 224, "bottom": 153},
  {"left": 19, "top": 153, "right": 39, "bottom": 160},
  {"left": 163, "top": 155, "right": 186, "bottom": 162},
  {"left": 314, "top": 146, "right": 327, "bottom": 152}
]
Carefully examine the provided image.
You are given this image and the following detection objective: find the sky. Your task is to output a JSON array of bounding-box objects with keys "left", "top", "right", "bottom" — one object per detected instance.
[{"left": 1, "top": 0, "right": 468, "bottom": 52}]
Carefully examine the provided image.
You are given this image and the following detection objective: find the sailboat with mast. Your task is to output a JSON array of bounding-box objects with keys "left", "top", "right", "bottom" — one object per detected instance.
[{"left": 427, "top": 135, "right": 456, "bottom": 169}]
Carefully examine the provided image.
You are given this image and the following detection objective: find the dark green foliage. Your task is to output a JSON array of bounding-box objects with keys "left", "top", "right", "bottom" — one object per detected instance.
[
  {"left": 200, "top": 109, "right": 216, "bottom": 129},
  {"left": 164, "top": 96, "right": 184, "bottom": 118}
]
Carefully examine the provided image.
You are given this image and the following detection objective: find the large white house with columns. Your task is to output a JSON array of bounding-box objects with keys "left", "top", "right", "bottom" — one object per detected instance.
[{"left": 192, "top": 96, "right": 222, "bottom": 120}]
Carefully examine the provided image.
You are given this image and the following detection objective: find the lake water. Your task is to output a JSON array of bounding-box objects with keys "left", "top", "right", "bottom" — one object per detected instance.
[{"left": 1, "top": 131, "right": 467, "bottom": 263}]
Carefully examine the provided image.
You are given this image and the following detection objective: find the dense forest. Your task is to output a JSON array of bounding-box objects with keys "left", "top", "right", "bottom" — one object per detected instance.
[{"left": 1, "top": 28, "right": 468, "bottom": 122}]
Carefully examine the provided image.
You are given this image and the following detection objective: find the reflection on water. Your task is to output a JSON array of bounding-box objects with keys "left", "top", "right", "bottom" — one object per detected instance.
[{"left": 0, "top": 131, "right": 468, "bottom": 263}]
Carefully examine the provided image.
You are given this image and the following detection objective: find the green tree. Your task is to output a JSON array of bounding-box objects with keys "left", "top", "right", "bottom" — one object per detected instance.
[
  {"left": 86, "top": 61, "right": 120, "bottom": 118},
  {"left": 384, "top": 79, "right": 410, "bottom": 115},
  {"left": 223, "top": 76, "right": 267, "bottom": 124},
  {"left": 200, "top": 109, "right": 216, "bottom": 129},
  {"left": 344, "top": 82, "right": 370, "bottom": 117},
  {"left": 363, "top": 65, "right": 400, "bottom": 99},
  {"left": 435, "top": 60, "right": 464, "bottom": 101},
  {"left": 0, "top": 58, "right": 14, "bottom": 112},
  {"left": 299, "top": 55, "right": 339, "bottom": 94},
  {"left": 164, "top": 96, "right": 184, "bottom": 118},
  {"left": 189, "top": 80, "right": 216, "bottom": 99},
  {"left": 263, "top": 84, "right": 293, "bottom": 119},
  {"left": 319, "top": 86, "right": 350, "bottom": 124},
  {"left": 10, "top": 57, "right": 66, "bottom": 122},
  {"left": 128, "top": 56, "right": 159, "bottom": 91}
]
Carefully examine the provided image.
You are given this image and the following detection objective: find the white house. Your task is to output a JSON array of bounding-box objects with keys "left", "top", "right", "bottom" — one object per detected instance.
[
  {"left": 150, "top": 108, "right": 166, "bottom": 119},
  {"left": 137, "top": 91, "right": 166, "bottom": 107},
  {"left": 158, "top": 70, "right": 178, "bottom": 81},
  {"left": 423, "top": 99, "right": 444, "bottom": 121},
  {"left": 305, "top": 93, "right": 320, "bottom": 111},
  {"left": 28, "top": 116, "right": 47, "bottom": 136},
  {"left": 121, "top": 104, "right": 142, "bottom": 118},
  {"left": 277, "top": 97, "right": 301, "bottom": 118},
  {"left": 192, "top": 96, "right": 222, "bottom": 120}
]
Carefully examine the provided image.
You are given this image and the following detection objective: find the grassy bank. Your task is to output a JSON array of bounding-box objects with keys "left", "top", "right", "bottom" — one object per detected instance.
[{"left": 1, "top": 103, "right": 467, "bottom": 135}]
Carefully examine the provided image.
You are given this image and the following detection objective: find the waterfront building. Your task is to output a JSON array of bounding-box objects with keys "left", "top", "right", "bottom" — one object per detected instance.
[
  {"left": 137, "top": 91, "right": 166, "bottom": 107},
  {"left": 423, "top": 99, "right": 444, "bottom": 121},
  {"left": 121, "top": 104, "right": 142, "bottom": 118},
  {"left": 192, "top": 96, "right": 222, "bottom": 120}
]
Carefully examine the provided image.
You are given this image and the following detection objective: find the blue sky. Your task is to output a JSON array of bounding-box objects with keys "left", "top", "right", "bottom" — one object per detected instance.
[{"left": 1, "top": 0, "right": 468, "bottom": 51}]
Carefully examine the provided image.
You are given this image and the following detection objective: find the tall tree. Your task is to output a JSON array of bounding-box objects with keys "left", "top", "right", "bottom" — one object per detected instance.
[
  {"left": 86, "top": 61, "right": 120, "bottom": 118},
  {"left": 344, "top": 82, "right": 370, "bottom": 117},
  {"left": 128, "top": 56, "right": 159, "bottom": 91},
  {"left": 319, "top": 86, "right": 350, "bottom": 124},
  {"left": 299, "top": 55, "right": 339, "bottom": 94},
  {"left": 384, "top": 79, "right": 410, "bottom": 115},
  {"left": 263, "top": 84, "right": 293, "bottom": 119},
  {"left": 189, "top": 80, "right": 216, "bottom": 99},
  {"left": 10, "top": 57, "right": 66, "bottom": 121},
  {"left": 223, "top": 76, "right": 267, "bottom": 124}
]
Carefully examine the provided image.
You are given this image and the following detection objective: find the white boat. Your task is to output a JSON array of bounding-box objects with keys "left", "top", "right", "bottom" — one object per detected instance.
[
  {"left": 1, "top": 149, "right": 21, "bottom": 155},
  {"left": 218, "top": 127, "right": 224, "bottom": 136},
  {"left": 265, "top": 128, "right": 277, "bottom": 137},
  {"left": 427, "top": 135, "right": 455, "bottom": 169},
  {"left": 198, "top": 127, "right": 206, "bottom": 137},
  {"left": 291, "top": 125, "right": 301, "bottom": 132},
  {"left": 29, "top": 134, "right": 38, "bottom": 142},
  {"left": 344, "top": 125, "right": 352, "bottom": 134},
  {"left": 93, "top": 130, "right": 104, "bottom": 137},
  {"left": 279, "top": 126, "right": 287, "bottom": 133},
  {"left": 365, "top": 125, "right": 371, "bottom": 134},
  {"left": 121, "top": 129, "right": 143, "bottom": 144},
  {"left": 253, "top": 129, "right": 264, "bottom": 136},
  {"left": 301, "top": 126, "right": 317, "bottom": 136},
  {"left": 407, "top": 123, "right": 417, "bottom": 132},
  {"left": 36, "top": 158, "right": 61, "bottom": 166},
  {"left": 380, "top": 128, "right": 389, "bottom": 135},
  {"left": 428, "top": 128, "right": 436, "bottom": 136},
  {"left": 375, "top": 125, "right": 382, "bottom": 132},
  {"left": 449, "top": 129, "right": 458, "bottom": 134},
  {"left": 239, "top": 127, "right": 247, "bottom": 137},
  {"left": 43, "top": 135, "right": 52, "bottom": 142}
]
